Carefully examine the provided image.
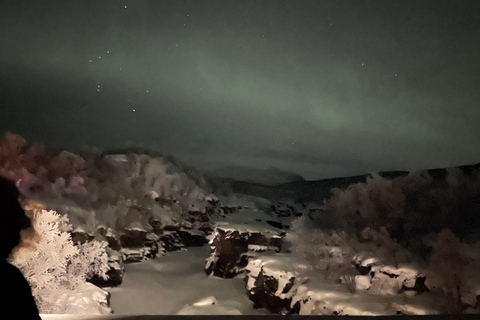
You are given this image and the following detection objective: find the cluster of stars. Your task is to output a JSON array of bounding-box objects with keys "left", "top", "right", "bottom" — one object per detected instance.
[{"left": 88, "top": 49, "right": 113, "bottom": 92}]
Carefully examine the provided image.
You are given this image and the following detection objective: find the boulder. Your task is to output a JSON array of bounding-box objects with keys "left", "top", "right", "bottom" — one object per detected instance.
[
  {"left": 245, "top": 258, "right": 298, "bottom": 314},
  {"left": 119, "top": 226, "right": 147, "bottom": 247},
  {"left": 205, "top": 227, "right": 282, "bottom": 278}
]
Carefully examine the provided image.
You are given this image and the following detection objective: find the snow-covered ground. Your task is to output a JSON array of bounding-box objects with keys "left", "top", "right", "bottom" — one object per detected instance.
[{"left": 108, "top": 246, "right": 271, "bottom": 315}]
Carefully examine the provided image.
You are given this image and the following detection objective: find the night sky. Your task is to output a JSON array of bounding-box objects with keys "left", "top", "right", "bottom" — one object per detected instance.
[{"left": 1, "top": 0, "right": 479, "bottom": 180}]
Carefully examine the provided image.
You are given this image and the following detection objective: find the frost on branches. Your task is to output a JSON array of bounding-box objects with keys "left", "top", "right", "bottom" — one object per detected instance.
[{"left": 10, "top": 209, "right": 110, "bottom": 314}]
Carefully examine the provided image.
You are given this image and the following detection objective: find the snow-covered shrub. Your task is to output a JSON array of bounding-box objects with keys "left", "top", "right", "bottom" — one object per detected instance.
[
  {"left": 318, "top": 170, "right": 480, "bottom": 257},
  {"left": 323, "top": 173, "right": 408, "bottom": 236},
  {"left": 424, "top": 228, "right": 480, "bottom": 313},
  {"left": 289, "top": 217, "right": 357, "bottom": 289},
  {"left": 10, "top": 208, "right": 109, "bottom": 313},
  {"left": 68, "top": 240, "right": 110, "bottom": 286}
]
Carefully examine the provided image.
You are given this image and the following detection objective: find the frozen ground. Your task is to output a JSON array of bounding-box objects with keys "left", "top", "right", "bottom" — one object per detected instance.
[{"left": 108, "top": 246, "right": 271, "bottom": 315}]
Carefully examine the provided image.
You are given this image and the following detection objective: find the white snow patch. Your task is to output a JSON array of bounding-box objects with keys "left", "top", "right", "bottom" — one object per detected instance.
[{"left": 176, "top": 296, "right": 242, "bottom": 315}]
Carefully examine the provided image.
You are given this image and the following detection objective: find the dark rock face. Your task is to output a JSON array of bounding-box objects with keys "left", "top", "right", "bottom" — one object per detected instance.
[
  {"left": 245, "top": 266, "right": 298, "bottom": 314},
  {"left": 109, "top": 200, "right": 221, "bottom": 265},
  {"left": 265, "top": 220, "right": 284, "bottom": 229},
  {"left": 71, "top": 229, "right": 94, "bottom": 243},
  {"left": 270, "top": 202, "right": 300, "bottom": 218},
  {"left": 119, "top": 228, "right": 147, "bottom": 247},
  {"left": 244, "top": 257, "right": 302, "bottom": 315},
  {"left": 119, "top": 230, "right": 161, "bottom": 262},
  {"left": 159, "top": 231, "right": 185, "bottom": 252},
  {"left": 144, "top": 233, "right": 160, "bottom": 258},
  {"left": 178, "top": 229, "right": 208, "bottom": 247},
  {"left": 205, "top": 227, "right": 282, "bottom": 278},
  {"left": 104, "top": 228, "right": 122, "bottom": 251}
]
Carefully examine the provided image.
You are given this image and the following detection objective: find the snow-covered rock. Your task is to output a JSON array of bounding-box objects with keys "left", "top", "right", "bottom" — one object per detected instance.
[
  {"left": 205, "top": 223, "right": 283, "bottom": 278},
  {"left": 159, "top": 230, "right": 185, "bottom": 252},
  {"left": 49, "top": 282, "right": 112, "bottom": 315},
  {"left": 71, "top": 225, "right": 95, "bottom": 243},
  {"left": 176, "top": 296, "right": 242, "bottom": 315},
  {"left": 178, "top": 227, "right": 209, "bottom": 247},
  {"left": 244, "top": 252, "right": 439, "bottom": 316},
  {"left": 352, "top": 254, "right": 427, "bottom": 295},
  {"left": 245, "top": 255, "right": 299, "bottom": 314}
]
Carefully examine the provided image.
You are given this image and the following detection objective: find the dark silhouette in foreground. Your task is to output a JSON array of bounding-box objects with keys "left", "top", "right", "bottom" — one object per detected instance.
[{"left": 0, "top": 176, "right": 41, "bottom": 319}]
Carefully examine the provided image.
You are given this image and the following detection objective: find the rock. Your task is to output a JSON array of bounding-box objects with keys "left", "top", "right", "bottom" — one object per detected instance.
[
  {"left": 71, "top": 226, "right": 94, "bottom": 243},
  {"left": 266, "top": 220, "right": 284, "bottom": 229},
  {"left": 205, "top": 227, "right": 283, "bottom": 278},
  {"left": 120, "top": 227, "right": 147, "bottom": 247},
  {"left": 118, "top": 227, "right": 160, "bottom": 262},
  {"left": 105, "top": 228, "right": 121, "bottom": 251},
  {"left": 51, "top": 282, "right": 112, "bottom": 315},
  {"left": 355, "top": 275, "right": 372, "bottom": 291},
  {"left": 144, "top": 233, "right": 160, "bottom": 258},
  {"left": 347, "top": 258, "right": 428, "bottom": 296},
  {"left": 159, "top": 231, "right": 184, "bottom": 252},
  {"left": 353, "top": 253, "right": 380, "bottom": 275},
  {"left": 178, "top": 228, "right": 208, "bottom": 247},
  {"left": 242, "top": 253, "right": 436, "bottom": 316},
  {"left": 270, "top": 202, "right": 297, "bottom": 218},
  {"left": 121, "top": 247, "right": 152, "bottom": 263},
  {"left": 247, "top": 244, "right": 281, "bottom": 252},
  {"left": 245, "top": 258, "right": 298, "bottom": 314},
  {"left": 369, "top": 269, "right": 402, "bottom": 295}
]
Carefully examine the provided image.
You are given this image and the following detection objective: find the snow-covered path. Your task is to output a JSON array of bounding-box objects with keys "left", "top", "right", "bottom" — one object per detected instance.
[{"left": 108, "top": 246, "right": 268, "bottom": 315}]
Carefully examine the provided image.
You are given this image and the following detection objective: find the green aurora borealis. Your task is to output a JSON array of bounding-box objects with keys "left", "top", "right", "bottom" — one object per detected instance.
[{"left": 1, "top": 0, "right": 480, "bottom": 179}]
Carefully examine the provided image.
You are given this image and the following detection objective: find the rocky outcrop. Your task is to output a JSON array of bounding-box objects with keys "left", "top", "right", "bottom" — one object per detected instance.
[
  {"left": 112, "top": 199, "right": 222, "bottom": 263},
  {"left": 119, "top": 227, "right": 160, "bottom": 262},
  {"left": 351, "top": 254, "right": 428, "bottom": 295},
  {"left": 243, "top": 252, "right": 444, "bottom": 315},
  {"left": 205, "top": 227, "right": 283, "bottom": 278},
  {"left": 158, "top": 230, "right": 184, "bottom": 252},
  {"left": 245, "top": 257, "right": 299, "bottom": 314}
]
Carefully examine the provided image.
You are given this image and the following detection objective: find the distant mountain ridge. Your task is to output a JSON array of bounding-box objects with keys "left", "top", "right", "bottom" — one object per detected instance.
[
  {"left": 207, "top": 165, "right": 305, "bottom": 186},
  {"left": 224, "top": 162, "right": 480, "bottom": 204}
]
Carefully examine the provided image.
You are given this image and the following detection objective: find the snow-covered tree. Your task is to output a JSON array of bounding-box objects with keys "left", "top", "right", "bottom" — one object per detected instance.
[{"left": 10, "top": 208, "right": 110, "bottom": 313}]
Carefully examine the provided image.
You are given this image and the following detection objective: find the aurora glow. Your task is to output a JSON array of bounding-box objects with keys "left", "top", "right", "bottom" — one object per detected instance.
[{"left": 1, "top": 0, "right": 479, "bottom": 179}]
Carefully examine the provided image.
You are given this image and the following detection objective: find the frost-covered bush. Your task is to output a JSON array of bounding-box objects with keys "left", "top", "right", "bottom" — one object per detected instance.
[
  {"left": 425, "top": 228, "right": 480, "bottom": 313},
  {"left": 319, "top": 170, "right": 480, "bottom": 255},
  {"left": 10, "top": 208, "right": 109, "bottom": 313},
  {"left": 68, "top": 240, "right": 110, "bottom": 286},
  {"left": 323, "top": 173, "right": 415, "bottom": 237},
  {"left": 289, "top": 168, "right": 480, "bottom": 309},
  {"left": 288, "top": 216, "right": 358, "bottom": 291},
  {"left": 84, "top": 153, "right": 208, "bottom": 231}
]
